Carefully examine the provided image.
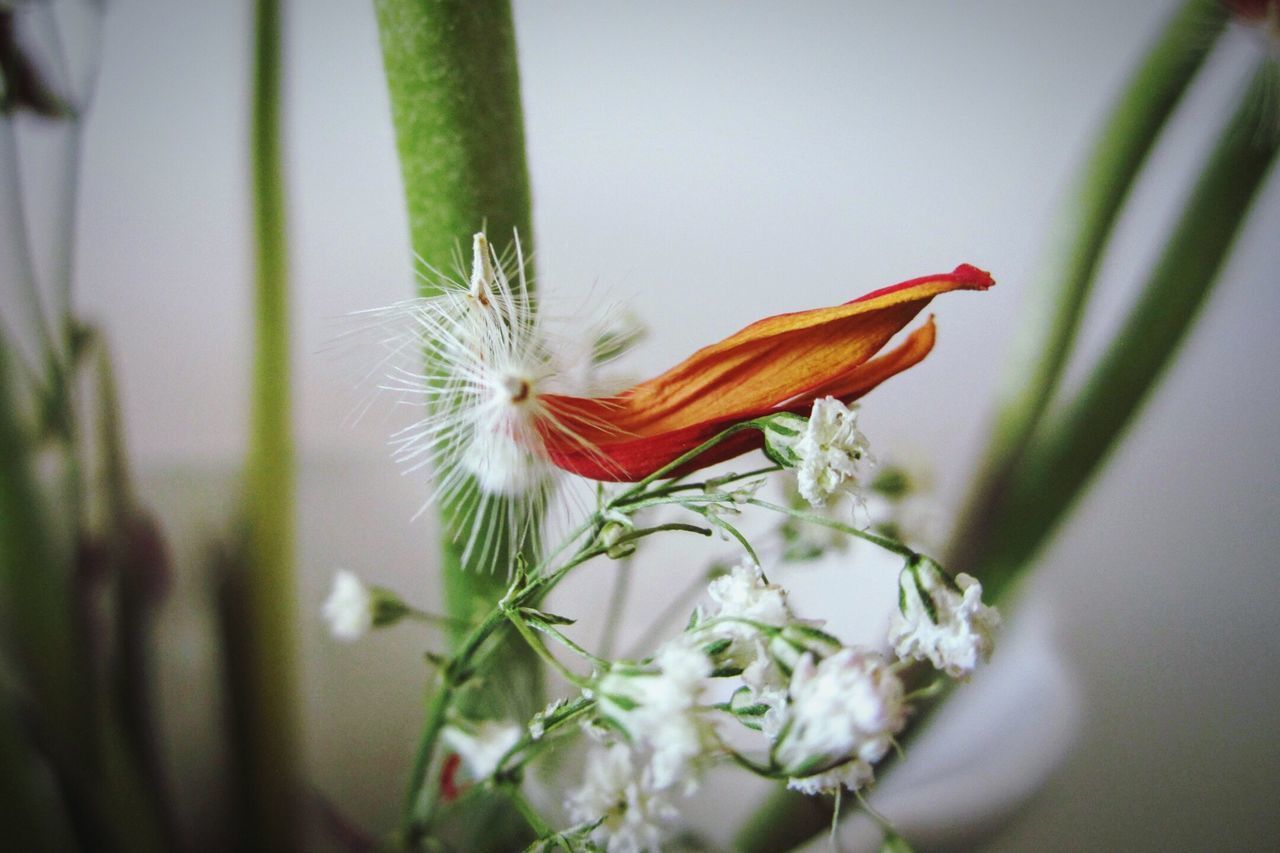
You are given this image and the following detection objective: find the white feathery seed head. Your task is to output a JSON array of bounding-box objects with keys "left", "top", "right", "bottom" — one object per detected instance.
[{"left": 364, "top": 231, "right": 616, "bottom": 572}]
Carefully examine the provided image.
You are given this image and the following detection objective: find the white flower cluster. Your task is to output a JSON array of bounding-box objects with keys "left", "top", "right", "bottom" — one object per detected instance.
[
  {"left": 320, "top": 569, "right": 410, "bottom": 643},
  {"left": 595, "top": 638, "right": 714, "bottom": 793},
  {"left": 565, "top": 744, "right": 677, "bottom": 853},
  {"left": 777, "top": 648, "right": 907, "bottom": 794},
  {"left": 761, "top": 397, "right": 872, "bottom": 508},
  {"left": 569, "top": 637, "right": 712, "bottom": 850},
  {"left": 566, "top": 552, "right": 1003, "bottom": 847},
  {"left": 888, "top": 557, "right": 1000, "bottom": 679}
]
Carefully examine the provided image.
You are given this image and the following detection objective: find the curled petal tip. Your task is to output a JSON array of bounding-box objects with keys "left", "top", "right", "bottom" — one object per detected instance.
[{"left": 951, "top": 263, "right": 996, "bottom": 289}]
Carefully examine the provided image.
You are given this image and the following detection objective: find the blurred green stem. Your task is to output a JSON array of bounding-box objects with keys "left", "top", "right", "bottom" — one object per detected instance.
[
  {"left": 947, "top": 0, "right": 1228, "bottom": 579},
  {"left": 232, "top": 0, "right": 302, "bottom": 848},
  {"left": 972, "top": 62, "right": 1280, "bottom": 597}
]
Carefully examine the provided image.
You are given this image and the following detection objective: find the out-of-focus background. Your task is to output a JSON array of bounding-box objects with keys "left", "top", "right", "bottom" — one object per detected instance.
[{"left": 26, "top": 0, "right": 1279, "bottom": 848}]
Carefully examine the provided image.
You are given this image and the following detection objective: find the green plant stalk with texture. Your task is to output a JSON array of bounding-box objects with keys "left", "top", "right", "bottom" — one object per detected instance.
[{"left": 373, "top": 0, "right": 541, "bottom": 847}]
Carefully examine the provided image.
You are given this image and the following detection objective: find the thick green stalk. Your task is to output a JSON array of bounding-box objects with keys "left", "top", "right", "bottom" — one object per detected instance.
[
  {"left": 234, "top": 0, "right": 301, "bottom": 847},
  {"left": 975, "top": 63, "right": 1280, "bottom": 597},
  {"left": 373, "top": 1, "right": 540, "bottom": 847},
  {"left": 373, "top": 0, "right": 540, "bottom": 700},
  {"left": 947, "top": 0, "right": 1228, "bottom": 578}
]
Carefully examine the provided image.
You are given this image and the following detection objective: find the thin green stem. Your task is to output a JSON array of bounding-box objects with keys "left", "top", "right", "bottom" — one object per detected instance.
[
  {"left": 522, "top": 615, "right": 609, "bottom": 669},
  {"left": 401, "top": 605, "right": 510, "bottom": 843},
  {"left": 507, "top": 612, "right": 591, "bottom": 689},
  {"left": 747, "top": 498, "right": 916, "bottom": 559},
  {"left": 614, "top": 422, "right": 758, "bottom": 504},
  {"left": 948, "top": 0, "right": 1229, "bottom": 578},
  {"left": 975, "top": 61, "right": 1280, "bottom": 599},
  {"left": 235, "top": 0, "right": 301, "bottom": 847},
  {"left": 597, "top": 556, "right": 633, "bottom": 660},
  {"left": 503, "top": 785, "right": 554, "bottom": 839}
]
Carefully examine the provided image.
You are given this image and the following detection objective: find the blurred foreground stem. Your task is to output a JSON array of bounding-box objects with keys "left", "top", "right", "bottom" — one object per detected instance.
[
  {"left": 225, "top": 0, "right": 302, "bottom": 848},
  {"left": 947, "top": 0, "right": 1228, "bottom": 580},
  {"left": 972, "top": 62, "right": 1280, "bottom": 597}
]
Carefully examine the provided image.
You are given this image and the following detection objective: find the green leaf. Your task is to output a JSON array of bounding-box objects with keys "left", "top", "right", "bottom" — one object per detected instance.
[{"left": 520, "top": 607, "right": 577, "bottom": 626}]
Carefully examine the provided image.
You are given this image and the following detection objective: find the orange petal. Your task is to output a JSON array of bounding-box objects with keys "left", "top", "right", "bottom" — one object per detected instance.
[{"left": 541, "top": 264, "right": 991, "bottom": 481}]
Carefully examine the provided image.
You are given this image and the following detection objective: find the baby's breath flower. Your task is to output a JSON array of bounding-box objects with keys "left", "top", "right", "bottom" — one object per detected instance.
[
  {"left": 441, "top": 720, "right": 522, "bottom": 781},
  {"left": 702, "top": 562, "right": 798, "bottom": 692},
  {"left": 795, "top": 397, "right": 872, "bottom": 507},
  {"left": 774, "top": 648, "right": 907, "bottom": 786},
  {"left": 786, "top": 759, "right": 874, "bottom": 796},
  {"left": 706, "top": 562, "right": 793, "bottom": 629},
  {"left": 566, "top": 744, "right": 677, "bottom": 853},
  {"left": 596, "top": 638, "right": 714, "bottom": 792},
  {"left": 322, "top": 569, "right": 373, "bottom": 642},
  {"left": 889, "top": 556, "right": 1000, "bottom": 679}
]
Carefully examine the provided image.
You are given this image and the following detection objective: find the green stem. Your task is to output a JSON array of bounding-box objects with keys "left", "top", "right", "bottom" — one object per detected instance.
[
  {"left": 373, "top": 0, "right": 542, "bottom": 747},
  {"left": 947, "top": 0, "right": 1228, "bottom": 577},
  {"left": 235, "top": 0, "right": 301, "bottom": 847},
  {"left": 0, "top": 349, "right": 73, "bottom": 851},
  {"left": 976, "top": 62, "right": 1280, "bottom": 598},
  {"left": 508, "top": 612, "right": 591, "bottom": 688},
  {"left": 597, "top": 556, "right": 633, "bottom": 659},
  {"left": 747, "top": 498, "right": 917, "bottom": 559}
]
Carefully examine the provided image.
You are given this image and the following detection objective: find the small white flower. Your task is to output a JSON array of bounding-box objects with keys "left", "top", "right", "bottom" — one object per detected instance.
[
  {"left": 795, "top": 397, "right": 872, "bottom": 507},
  {"left": 702, "top": 563, "right": 796, "bottom": 693},
  {"left": 786, "top": 759, "right": 874, "bottom": 796},
  {"left": 703, "top": 476, "right": 765, "bottom": 539},
  {"left": 322, "top": 569, "right": 373, "bottom": 642},
  {"left": 774, "top": 648, "right": 907, "bottom": 777},
  {"left": 528, "top": 698, "right": 568, "bottom": 741},
  {"left": 889, "top": 559, "right": 1000, "bottom": 679},
  {"left": 441, "top": 720, "right": 522, "bottom": 781},
  {"left": 566, "top": 744, "right": 677, "bottom": 853},
  {"left": 706, "top": 562, "right": 793, "bottom": 629},
  {"left": 597, "top": 638, "right": 713, "bottom": 792}
]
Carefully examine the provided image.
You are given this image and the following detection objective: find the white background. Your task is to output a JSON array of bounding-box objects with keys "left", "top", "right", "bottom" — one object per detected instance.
[{"left": 20, "top": 0, "right": 1280, "bottom": 848}]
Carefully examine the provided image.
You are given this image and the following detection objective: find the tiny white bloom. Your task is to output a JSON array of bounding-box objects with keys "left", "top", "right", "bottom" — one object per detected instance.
[
  {"left": 441, "top": 720, "right": 522, "bottom": 781},
  {"left": 774, "top": 648, "right": 907, "bottom": 775},
  {"left": 888, "top": 559, "right": 1000, "bottom": 679},
  {"left": 528, "top": 698, "right": 568, "bottom": 741},
  {"left": 786, "top": 758, "right": 874, "bottom": 796},
  {"left": 566, "top": 744, "right": 677, "bottom": 853},
  {"left": 707, "top": 562, "right": 793, "bottom": 629},
  {"left": 322, "top": 569, "right": 373, "bottom": 642},
  {"left": 703, "top": 476, "right": 765, "bottom": 538},
  {"left": 597, "top": 638, "right": 713, "bottom": 792},
  {"left": 795, "top": 396, "right": 872, "bottom": 507}
]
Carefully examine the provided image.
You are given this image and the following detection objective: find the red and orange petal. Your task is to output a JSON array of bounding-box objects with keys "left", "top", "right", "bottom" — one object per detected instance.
[{"left": 540, "top": 264, "right": 994, "bottom": 482}]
